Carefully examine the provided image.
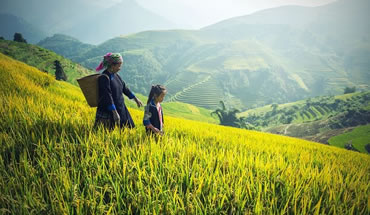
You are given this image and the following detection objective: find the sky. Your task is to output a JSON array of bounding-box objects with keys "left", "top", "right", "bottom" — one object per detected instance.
[
  {"left": 0, "top": 0, "right": 337, "bottom": 29},
  {"left": 73, "top": 0, "right": 337, "bottom": 28},
  {"left": 133, "top": 0, "right": 337, "bottom": 28}
]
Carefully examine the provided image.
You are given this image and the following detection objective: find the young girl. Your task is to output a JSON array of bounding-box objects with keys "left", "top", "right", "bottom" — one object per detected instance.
[{"left": 143, "top": 85, "right": 167, "bottom": 135}]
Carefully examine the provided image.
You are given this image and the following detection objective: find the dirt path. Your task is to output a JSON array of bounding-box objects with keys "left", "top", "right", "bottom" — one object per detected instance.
[{"left": 284, "top": 124, "right": 292, "bottom": 135}]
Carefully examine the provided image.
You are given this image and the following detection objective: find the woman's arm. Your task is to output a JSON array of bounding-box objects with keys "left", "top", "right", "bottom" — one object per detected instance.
[{"left": 117, "top": 75, "right": 143, "bottom": 107}]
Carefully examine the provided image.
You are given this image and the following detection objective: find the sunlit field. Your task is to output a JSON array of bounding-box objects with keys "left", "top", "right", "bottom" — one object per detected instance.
[{"left": 0, "top": 53, "right": 369, "bottom": 214}]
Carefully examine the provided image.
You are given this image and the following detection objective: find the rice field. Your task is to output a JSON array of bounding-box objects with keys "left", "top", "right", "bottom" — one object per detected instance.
[{"left": 0, "top": 53, "right": 369, "bottom": 214}]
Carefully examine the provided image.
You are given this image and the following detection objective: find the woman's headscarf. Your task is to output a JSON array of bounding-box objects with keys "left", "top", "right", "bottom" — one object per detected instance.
[{"left": 95, "top": 52, "right": 123, "bottom": 72}]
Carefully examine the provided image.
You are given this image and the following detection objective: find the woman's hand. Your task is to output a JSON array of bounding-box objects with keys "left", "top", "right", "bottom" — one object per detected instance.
[
  {"left": 112, "top": 110, "right": 120, "bottom": 124},
  {"left": 134, "top": 97, "right": 143, "bottom": 108}
]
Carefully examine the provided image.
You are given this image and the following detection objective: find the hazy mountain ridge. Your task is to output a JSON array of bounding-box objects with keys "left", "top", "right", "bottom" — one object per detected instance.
[
  {"left": 62, "top": 0, "right": 176, "bottom": 44},
  {"left": 0, "top": 0, "right": 176, "bottom": 45},
  {"left": 38, "top": 34, "right": 95, "bottom": 61},
  {"left": 0, "top": 14, "right": 47, "bottom": 44},
  {"left": 38, "top": 0, "right": 370, "bottom": 110}
]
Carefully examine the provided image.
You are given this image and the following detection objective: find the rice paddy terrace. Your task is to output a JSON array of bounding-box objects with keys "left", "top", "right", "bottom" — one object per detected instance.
[{"left": 166, "top": 73, "right": 223, "bottom": 110}]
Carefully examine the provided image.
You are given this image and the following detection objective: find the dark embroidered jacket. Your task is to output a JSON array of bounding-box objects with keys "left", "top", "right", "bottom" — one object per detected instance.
[
  {"left": 95, "top": 70, "right": 135, "bottom": 128},
  {"left": 143, "top": 99, "right": 164, "bottom": 132}
]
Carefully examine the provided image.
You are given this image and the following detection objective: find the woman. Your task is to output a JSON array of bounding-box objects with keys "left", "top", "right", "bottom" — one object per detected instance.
[{"left": 94, "top": 52, "right": 143, "bottom": 129}]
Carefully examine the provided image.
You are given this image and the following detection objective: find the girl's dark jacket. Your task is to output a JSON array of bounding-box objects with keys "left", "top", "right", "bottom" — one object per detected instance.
[{"left": 143, "top": 99, "right": 164, "bottom": 133}]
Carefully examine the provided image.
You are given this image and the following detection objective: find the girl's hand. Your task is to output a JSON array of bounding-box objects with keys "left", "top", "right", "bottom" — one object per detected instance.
[{"left": 152, "top": 127, "right": 160, "bottom": 133}]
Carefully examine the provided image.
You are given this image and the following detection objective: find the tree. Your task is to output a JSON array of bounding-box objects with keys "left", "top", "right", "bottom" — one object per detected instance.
[
  {"left": 365, "top": 144, "right": 370, "bottom": 153},
  {"left": 0, "top": 36, "right": 4, "bottom": 40},
  {"left": 211, "top": 101, "right": 253, "bottom": 129},
  {"left": 212, "top": 101, "right": 243, "bottom": 128},
  {"left": 13, "top": 33, "right": 27, "bottom": 43},
  {"left": 344, "top": 86, "right": 356, "bottom": 94},
  {"left": 54, "top": 60, "right": 67, "bottom": 81},
  {"left": 271, "top": 103, "right": 278, "bottom": 113}
]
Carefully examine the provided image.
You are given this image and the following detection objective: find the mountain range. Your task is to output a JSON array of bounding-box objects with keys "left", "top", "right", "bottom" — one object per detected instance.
[
  {"left": 38, "top": 0, "right": 370, "bottom": 110},
  {"left": 0, "top": 0, "right": 176, "bottom": 44},
  {"left": 0, "top": 14, "right": 47, "bottom": 44}
]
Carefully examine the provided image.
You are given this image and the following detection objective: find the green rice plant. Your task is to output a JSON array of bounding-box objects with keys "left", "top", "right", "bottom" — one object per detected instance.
[{"left": 0, "top": 53, "right": 369, "bottom": 214}]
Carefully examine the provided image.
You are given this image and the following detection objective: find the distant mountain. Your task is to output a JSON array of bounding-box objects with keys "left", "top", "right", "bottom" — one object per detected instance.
[
  {"left": 0, "top": 0, "right": 104, "bottom": 34},
  {"left": 62, "top": 0, "right": 176, "bottom": 44},
  {"left": 38, "top": 34, "right": 95, "bottom": 62},
  {"left": 36, "top": 0, "right": 370, "bottom": 110},
  {"left": 204, "top": 0, "right": 370, "bottom": 34},
  {"left": 0, "top": 14, "right": 47, "bottom": 44},
  {"left": 204, "top": 0, "right": 370, "bottom": 49},
  {"left": 0, "top": 0, "right": 176, "bottom": 44}
]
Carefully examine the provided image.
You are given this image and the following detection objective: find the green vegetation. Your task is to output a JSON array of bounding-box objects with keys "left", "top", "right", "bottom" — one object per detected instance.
[
  {"left": 162, "top": 102, "right": 219, "bottom": 124},
  {"left": 236, "top": 92, "right": 370, "bottom": 153},
  {"left": 37, "top": 34, "right": 94, "bottom": 61},
  {"left": 1, "top": 51, "right": 369, "bottom": 215},
  {"left": 125, "top": 93, "right": 218, "bottom": 124},
  {"left": 328, "top": 125, "right": 370, "bottom": 153},
  {"left": 0, "top": 39, "right": 93, "bottom": 86},
  {"left": 38, "top": 24, "right": 370, "bottom": 111},
  {"left": 13, "top": 32, "right": 27, "bottom": 43},
  {"left": 0, "top": 40, "right": 217, "bottom": 124},
  {"left": 168, "top": 75, "right": 223, "bottom": 110},
  {"left": 344, "top": 86, "right": 356, "bottom": 94},
  {"left": 239, "top": 92, "right": 370, "bottom": 130},
  {"left": 211, "top": 101, "right": 245, "bottom": 128}
]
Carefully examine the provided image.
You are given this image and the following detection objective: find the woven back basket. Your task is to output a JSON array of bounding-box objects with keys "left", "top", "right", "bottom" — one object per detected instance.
[{"left": 77, "top": 74, "right": 101, "bottom": 107}]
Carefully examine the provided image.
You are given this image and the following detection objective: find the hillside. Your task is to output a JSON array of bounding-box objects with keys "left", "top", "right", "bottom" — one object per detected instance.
[
  {"left": 0, "top": 39, "right": 218, "bottom": 124},
  {"left": 37, "top": 0, "right": 370, "bottom": 111},
  {"left": 1, "top": 53, "right": 369, "bottom": 214},
  {"left": 37, "top": 34, "right": 95, "bottom": 61},
  {"left": 0, "top": 39, "right": 93, "bottom": 86},
  {"left": 239, "top": 92, "right": 370, "bottom": 152},
  {"left": 328, "top": 124, "right": 370, "bottom": 153},
  {"left": 125, "top": 93, "right": 219, "bottom": 124}
]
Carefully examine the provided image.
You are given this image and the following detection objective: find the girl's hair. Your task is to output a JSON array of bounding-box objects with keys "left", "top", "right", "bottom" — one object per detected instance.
[{"left": 147, "top": 85, "right": 167, "bottom": 104}]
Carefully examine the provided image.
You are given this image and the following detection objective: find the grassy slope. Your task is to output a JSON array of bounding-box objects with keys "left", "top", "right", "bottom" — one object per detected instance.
[
  {"left": 0, "top": 40, "right": 93, "bottom": 86},
  {"left": 239, "top": 92, "right": 369, "bottom": 119},
  {"left": 328, "top": 125, "right": 370, "bottom": 153},
  {"left": 1, "top": 53, "right": 369, "bottom": 214},
  {"left": 125, "top": 93, "right": 219, "bottom": 124},
  {"left": 238, "top": 92, "right": 370, "bottom": 152},
  {"left": 0, "top": 39, "right": 217, "bottom": 124}
]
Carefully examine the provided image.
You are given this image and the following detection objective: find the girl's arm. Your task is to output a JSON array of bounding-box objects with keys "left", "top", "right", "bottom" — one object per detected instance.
[
  {"left": 143, "top": 105, "right": 161, "bottom": 134},
  {"left": 146, "top": 124, "right": 160, "bottom": 133}
]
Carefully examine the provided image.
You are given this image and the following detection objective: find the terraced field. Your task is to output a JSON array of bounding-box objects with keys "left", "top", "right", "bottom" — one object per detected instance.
[
  {"left": 168, "top": 75, "right": 223, "bottom": 110},
  {"left": 240, "top": 91, "right": 370, "bottom": 133},
  {"left": 165, "top": 72, "right": 202, "bottom": 99}
]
